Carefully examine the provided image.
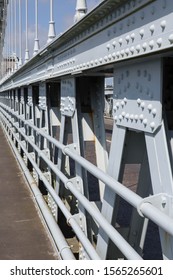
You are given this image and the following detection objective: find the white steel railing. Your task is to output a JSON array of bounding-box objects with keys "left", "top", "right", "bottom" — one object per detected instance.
[{"left": 0, "top": 99, "right": 173, "bottom": 260}]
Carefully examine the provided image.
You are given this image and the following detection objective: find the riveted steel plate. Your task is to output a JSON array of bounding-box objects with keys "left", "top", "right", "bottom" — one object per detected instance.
[
  {"left": 27, "top": 86, "right": 33, "bottom": 107},
  {"left": 113, "top": 59, "right": 162, "bottom": 133},
  {"left": 39, "top": 83, "right": 47, "bottom": 110},
  {"left": 60, "top": 78, "right": 76, "bottom": 117}
]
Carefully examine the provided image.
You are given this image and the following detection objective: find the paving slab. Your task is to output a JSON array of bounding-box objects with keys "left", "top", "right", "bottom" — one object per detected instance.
[{"left": 0, "top": 126, "right": 58, "bottom": 260}]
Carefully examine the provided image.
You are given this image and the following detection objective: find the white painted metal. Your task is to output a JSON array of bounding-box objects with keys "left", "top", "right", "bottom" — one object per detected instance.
[
  {"left": 18, "top": 0, "right": 22, "bottom": 67},
  {"left": 47, "top": 0, "right": 56, "bottom": 43},
  {"left": 33, "top": 0, "right": 40, "bottom": 56},
  {"left": 1, "top": 100, "right": 173, "bottom": 259},
  {"left": 24, "top": 0, "right": 30, "bottom": 63},
  {"left": 113, "top": 59, "right": 162, "bottom": 133},
  {"left": 2, "top": 0, "right": 173, "bottom": 89},
  {"left": 74, "top": 0, "right": 87, "bottom": 22},
  {"left": 0, "top": 0, "right": 173, "bottom": 261}
]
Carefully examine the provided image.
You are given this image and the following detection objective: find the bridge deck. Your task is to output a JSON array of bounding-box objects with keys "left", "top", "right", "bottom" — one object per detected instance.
[{"left": 0, "top": 126, "right": 58, "bottom": 260}]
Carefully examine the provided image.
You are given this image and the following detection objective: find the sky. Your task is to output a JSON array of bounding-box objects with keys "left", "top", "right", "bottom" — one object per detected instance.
[
  {"left": 4, "top": 0, "right": 113, "bottom": 84},
  {"left": 16, "top": 0, "right": 101, "bottom": 56}
]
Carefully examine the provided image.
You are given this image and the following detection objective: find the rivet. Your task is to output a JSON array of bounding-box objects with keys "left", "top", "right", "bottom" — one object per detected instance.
[
  {"left": 120, "top": 50, "right": 125, "bottom": 57},
  {"left": 150, "top": 24, "right": 155, "bottom": 33},
  {"left": 143, "top": 119, "right": 148, "bottom": 126},
  {"left": 142, "top": 42, "right": 147, "bottom": 51},
  {"left": 157, "top": 38, "right": 162, "bottom": 47},
  {"left": 168, "top": 34, "right": 173, "bottom": 44},
  {"left": 130, "top": 46, "right": 135, "bottom": 54},
  {"left": 116, "top": 102, "right": 120, "bottom": 108},
  {"left": 95, "top": 59, "right": 98, "bottom": 65},
  {"left": 139, "top": 29, "right": 145, "bottom": 38},
  {"left": 125, "top": 35, "right": 130, "bottom": 43},
  {"left": 131, "top": 33, "right": 135, "bottom": 41},
  {"left": 119, "top": 38, "right": 123, "bottom": 45},
  {"left": 119, "top": 115, "right": 123, "bottom": 121},
  {"left": 136, "top": 44, "right": 141, "bottom": 52},
  {"left": 124, "top": 97, "right": 127, "bottom": 103},
  {"left": 113, "top": 106, "right": 117, "bottom": 111},
  {"left": 148, "top": 104, "right": 153, "bottom": 111},
  {"left": 104, "top": 56, "right": 108, "bottom": 61},
  {"left": 141, "top": 102, "right": 145, "bottom": 109},
  {"left": 121, "top": 101, "right": 125, "bottom": 107},
  {"left": 108, "top": 54, "right": 112, "bottom": 60},
  {"left": 130, "top": 114, "right": 134, "bottom": 120},
  {"left": 152, "top": 108, "right": 157, "bottom": 116},
  {"left": 135, "top": 114, "right": 138, "bottom": 121},
  {"left": 150, "top": 122, "right": 155, "bottom": 129},
  {"left": 90, "top": 60, "right": 94, "bottom": 65},
  {"left": 112, "top": 41, "right": 116, "bottom": 47},
  {"left": 116, "top": 51, "right": 120, "bottom": 58},
  {"left": 125, "top": 48, "right": 130, "bottom": 55},
  {"left": 107, "top": 44, "right": 110, "bottom": 50},
  {"left": 160, "top": 20, "right": 166, "bottom": 30},
  {"left": 139, "top": 114, "right": 144, "bottom": 121},
  {"left": 149, "top": 40, "right": 155, "bottom": 49},
  {"left": 114, "top": 116, "right": 118, "bottom": 122},
  {"left": 112, "top": 52, "right": 116, "bottom": 59},
  {"left": 99, "top": 58, "right": 103, "bottom": 63},
  {"left": 137, "top": 98, "right": 141, "bottom": 105},
  {"left": 122, "top": 111, "right": 126, "bottom": 117},
  {"left": 125, "top": 113, "right": 129, "bottom": 119}
]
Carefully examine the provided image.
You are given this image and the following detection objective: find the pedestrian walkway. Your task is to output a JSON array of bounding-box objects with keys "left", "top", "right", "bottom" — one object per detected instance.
[{"left": 0, "top": 125, "right": 58, "bottom": 260}]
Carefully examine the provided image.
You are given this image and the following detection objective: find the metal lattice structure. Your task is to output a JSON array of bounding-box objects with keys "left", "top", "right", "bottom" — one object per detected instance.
[{"left": 0, "top": 0, "right": 173, "bottom": 260}]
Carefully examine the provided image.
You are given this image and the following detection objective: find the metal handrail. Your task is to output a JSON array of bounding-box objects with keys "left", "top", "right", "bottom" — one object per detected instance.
[
  {"left": 0, "top": 111, "right": 101, "bottom": 260},
  {"left": 0, "top": 103, "right": 142, "bottom": 260},
  {"left": 0, "top": 102, "right": 173, "bottom": 234},
  {"left": 0, "top": 100, "right": 173, "bottom": 259}
]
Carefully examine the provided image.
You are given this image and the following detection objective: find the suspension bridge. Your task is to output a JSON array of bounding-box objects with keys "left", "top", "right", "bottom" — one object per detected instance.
[{"left": 0, "top": 0, "right": 173, "bottom": 260}]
